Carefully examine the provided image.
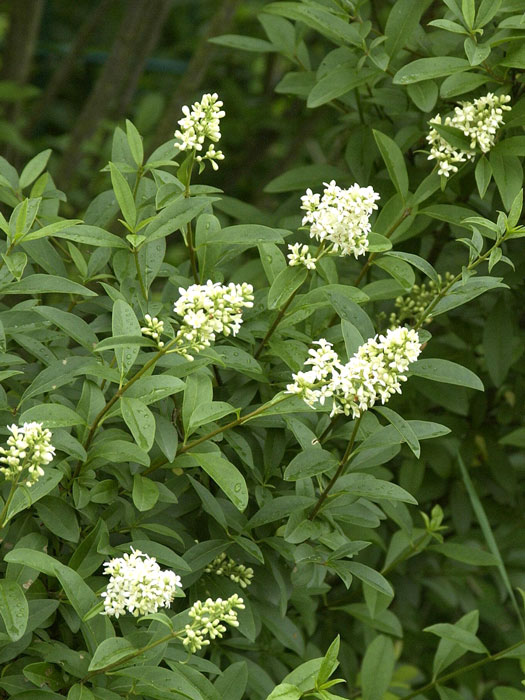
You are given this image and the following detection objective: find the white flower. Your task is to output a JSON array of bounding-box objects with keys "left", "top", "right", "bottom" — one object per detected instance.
[
  {"left": 300, "top": 180, "right": 380, "bottom": 259},
  {"left": 141, "top": 314, "right": 165, "bottom": 348},
  {"left": 173, "top": 280, "right": 254, "bottom": 359},
  {"left": 427, "top": 93, "right": 511, "bottom": 177},
  {"left": 287, "top": 328, "right": 422, "bottom": 418},
  {"left": 205, "top": 552, "right": 254, "bottom": 588},
  {"left": 287, "top": 243, "right": 317, "bottom": 270},
  {"left": 0, "top": 422, "right": 55, "bottom": 487},
  {"left": 174, "top": 92, "right": 225, "bottom": 169},
  {"left": 182, "top": 594, "right": 245, "bottom": 653},
  {"left": 101, "top": 548, "right": 181, "bottom": 618}
]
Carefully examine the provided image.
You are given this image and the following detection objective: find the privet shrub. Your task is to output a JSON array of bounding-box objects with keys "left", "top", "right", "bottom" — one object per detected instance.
[{"left": 1, "top": 1, "right": 525, "bottom": 699}]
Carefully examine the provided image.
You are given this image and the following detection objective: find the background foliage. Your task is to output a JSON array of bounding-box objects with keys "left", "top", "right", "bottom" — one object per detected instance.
[{"left": 1, "top": 0, "right": 525, "bottom": 699}]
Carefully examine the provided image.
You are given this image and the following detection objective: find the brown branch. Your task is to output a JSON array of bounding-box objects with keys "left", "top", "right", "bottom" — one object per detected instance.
[
  {"left": 25, "top": 0, "right": 113, "bottom": 135},
  {"left": 57, "top": 0, "right": 171, "bottom": 186}
]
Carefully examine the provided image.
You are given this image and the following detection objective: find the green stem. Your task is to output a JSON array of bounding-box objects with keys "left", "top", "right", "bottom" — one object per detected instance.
[
  {"left": 402, "top": 640, "right": 525, "bottom": 700},
  {"left": 0, "top": 479, "right": 19, "bottom": 531},
  {"left": 72, "top": 338, "right": 177, "bottom": 479},
  {"left": 414, "top": 231, "right": 510, "bottom": 331},
  {"left": 254, "top": 287, "right": 301, "bottom": 359},
  {"left": 354, "top": 209, "right": 411, "bottom": 288},
  {"left": 184, "top": 152, "right": 199, "bottom": 283},
  {"left": 142, "top": 395, "right": 290, "bottom": 475},
  {"left": 309, "top": 416, "right": 362, "bottom": 520}
]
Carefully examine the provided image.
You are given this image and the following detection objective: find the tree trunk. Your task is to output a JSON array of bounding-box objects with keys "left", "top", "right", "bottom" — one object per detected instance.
[{"left": 57, "top": 0, "right": 172, "bottom": 186}]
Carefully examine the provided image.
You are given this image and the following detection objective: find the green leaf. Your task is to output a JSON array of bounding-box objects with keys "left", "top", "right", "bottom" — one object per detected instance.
[
  {"left": 475, "top": 156, "right": 492, "bottom": 198},
  {"left": 35, "top": 496, "right": 80, "bottom": 542},
  {"left": 346, "top": 562, "right": 393, "bottom": 596},
  {"left": 374, "top": 406, "right": 420, "bottom": 457},
  {"left": 431, "top": 277, "right": 507, "bottom": 315},
  {"left": 266, "top": 683, "right": 302, "bottom": 700},
  {"left": 263, "top": 2, "right": 361, "bottom": 47},
  {"left": 0, "top": 579, "right": 28, "bottom": 640},
  {"left": 35, "top": 305, "right": 98, "bottom": 349},
  {"left": 493, "top": 689, "right": 525, "bottom": 700},
  {"left": 204, "top": 224, "right": 287, "bottom": 246},
  {"left": 187, "top": 401, "right": 236, "bottom": 435},
  {"left": 317, "top": 636, "right": 340, "bottom": 687},
  {"left": 88, "top": 439, "right": 150, "bottom": 466},
  {"left": 190, "top": 450, "right": 249, "bottom": 511},
  {"left": 209, "top": 34, "right": 275, "bottom": 52},
  {"left": 409, "top": 358, "right": 483, "bottom": 391},
  {"left": 424, "top": 623, "right": 488, "bottom": 653},
  {"left": 385, "top": 251, "right": 439, "bottom": 283},
  {"left": 2, "top": 250, "right": 27, "bottom": 280},
  {"left": 268, "top": 265, "right": 308, "bottom": 310},
  {"left": 323, "top": 289, "right": 375, "bottom": 337},
  {"left": 361, "top": 635, "right": 395, "bottom": 700},
  {"left": 265, "top": 164, "right": 349, "bottom": 193},
  {"left": 373, "top": 255, "right": 415, "bottom": 290},
  {"left": 373, "top": 130, "right": 409, "bottom": 199},
  {"left": 307, "top": 66, "right": 379, "bottom": 109},
  {"left": 21, "top": 218, "right": 84, "bottom": 242},
  {"left": 19, "top": 403, "right": 86, "bottom": 427},
  {"left": 68, "top": 685, "right": 96, "bottom": 700},
  {"left": 112, "top": 299, "right": 141, "bottom": 380},
  {"left": 336, "top": 472, "right": 417, "bottom": 504},
  {"left": 109, "top": 162, "right": 136, "bottom": 229},
  {"left": 458, "top": 453, "right": 525, "bottom": 636},
  {"left": 132, "top": 473, "right": 159, "bottom": 511},
  {"left": 483, "top": 297, "right": 514, "bottom": 385},
  {"left": 393, "top": 57, "right": 470, "bottom": 84},
  {"left": 500, "top": 428, "right": 525, "bottom": 447},
  {"left": 430, "top": 542, "right": 498, "bottom": 566},
  {"left": 94, "top": 334, "right": 156, "bottom": 351},
  {"left": 1, "top": 274, "right": 96, "bottom": 296},
  {"left": 214, "top": 662, "right": 248, "bottom": 700},
  {"left": 88, "top": 638, "right": 136, "bottom": 672},
  {"left": 126, "top": 374, "right": 185, "bottom": 404},
  {"left": 440, "top": 71, "right": 488, "bottom": 98},
  {"left": 51, "top": 224, "right": 127, "bottom": 248},
  {"left": 145, "top": 196, "right": 210, "bottom": 240},
  {"left": 407, "top": 80, "right": 438, "bottom": 112},
  {"left": 19, "top": 149, "right": 52, "bottom": 190},
  {"left": 284, "top": 447, "right": 339, "bottom": 481},
  {"left": 490, "top": 152, "right": 523, "bottom": 211},
  {"left": 384, "top": 0, "right": 433, "bottom": 58},
  {"left": 121, "top": 396, "right": 155, "bottom": 451},
  {"left": 125, "top": 119, "right": 143, "bottom": 166},
  {"left": 6, "top": 469, "right": 63, "bottom": 522}
]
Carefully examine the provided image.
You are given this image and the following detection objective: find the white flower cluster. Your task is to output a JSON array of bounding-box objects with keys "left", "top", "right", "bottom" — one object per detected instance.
[
  {"left": 101, "top": 549, "right": 181, "bottom": 618},
  {"left": 173, "top": 280, "right": 254, "bottom": 359},
  {"left": 287, "top": 243, "right": 317, "bottom": 270},
  {"left": 182, "top": 594, "right": 245, "bottom": 653},
  {"left": 174, "top": 92, "right": 225, "bottom": 170},
  {"left": 141, "top": 314, "right": 165, "bottom": 348},
  {"left": 287, "top": 327, "right": 422, "bottom": 418},
  {"left": 0, "top": 422, "right": 55, "bottom": 486},
  {"left": 427, "top": 92, "right": 511, "bottom": 177},
  {"left": 300, "top": 180, "right": 380, "bottom": 259},
  {"left": 205, "top": 552, "right": 254, "bottom": 588}
]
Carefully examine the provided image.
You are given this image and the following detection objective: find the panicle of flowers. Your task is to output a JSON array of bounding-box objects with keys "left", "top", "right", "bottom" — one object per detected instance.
[
  {"left": 287, "top": 243, "right": 317, "bottom": 270},
  {"left": 141, "top": 314, "right": 165, "bottom": 348},
  {"left": 389, "top": 272, "right": 455, "bottom": 328},
  {"left": 205, "top": 552, "right": 254, "bottom": 588},
  {"left": 287, "top": 328, "right": 422, "bottom": 418},
  {"left": 101, "top": 549, "right": 181, "bottom": 618},
  {"left": 300, "top": 180, "right": 380, "bottom": 259},
  {"left": 182, "top": 594, "right": 245, "bottom": 653},
  {"left": 427, "top": 93, "right": 511, "bottom": 177},
  {"left": 173, "top": 280, "right": 254, "bottom": 360},
  {"left": 0, "top": 422, "right": 55, "bottom": 487},
  {"left": 174, "top": 92, "right": 225, "bottom": 170}
]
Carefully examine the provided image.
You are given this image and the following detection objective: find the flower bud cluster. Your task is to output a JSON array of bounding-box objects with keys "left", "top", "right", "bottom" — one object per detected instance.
[
  {"left": 300, "top": 180, "right": 380, "bottom": 259},
  {"left": 427, "top": 93, "right": 511, "bottom": 177},
  {"left": 182, "top": 594, "right": 245, "bottom": 653},
  {"left": 141, "top": 314, "right": 165, "bottom": 348},
  {"left": 173, "top": 280, "right": 254, "bottom": 359},
  {"left": 205, "top": 552, "right": 254, "bottom": 588},
  {"left": 287, "top": 328, "right": 422, "bottom": 418},
  {"left": 101, "top": 549, "right": 181, "bottom": 618},
  {"left": 389, "top": 272, "right": 455, "bottom": 327},
  {"left": 174, "top": 92, "right": 225, "bottom": 170},
  {"left": 287, "top": 243, "right": 317, "bottom": 270},
  {"left": 0, "top": 422, "right": 55, "bottom": 486}
]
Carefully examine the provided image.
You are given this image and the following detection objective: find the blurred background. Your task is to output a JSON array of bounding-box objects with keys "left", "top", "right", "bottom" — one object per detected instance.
[{"left": 0, "top": 0, "right": 331, "bottom": 213}]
